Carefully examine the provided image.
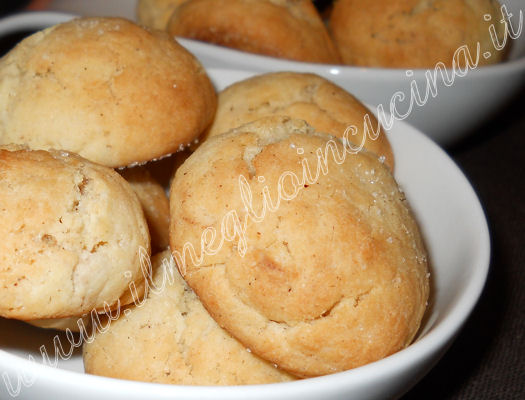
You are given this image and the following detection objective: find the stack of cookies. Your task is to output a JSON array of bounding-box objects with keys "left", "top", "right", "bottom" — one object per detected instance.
[
  {"left": 0, "top": 16, "right": 429, "bottom": 386},
  {"left": 0, "top": 17, "right": 216, "bottom": 329}
]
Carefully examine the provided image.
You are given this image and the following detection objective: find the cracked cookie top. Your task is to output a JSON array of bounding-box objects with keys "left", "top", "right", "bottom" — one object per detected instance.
[
  {"left": 0, "top": 17, "right": 217, "bottom": 167},
  {"left": 0, "top": 146, "right": 150, "bottom": 319},
  {"left": 169, "top": 116, "right": 429, "bottom": 377},
  {"left": 204, "top": 71, "right": 394, "bottom": 171}
]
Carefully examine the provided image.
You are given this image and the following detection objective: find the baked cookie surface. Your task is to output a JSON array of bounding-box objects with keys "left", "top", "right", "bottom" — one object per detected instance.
[
  {"left": 0, "top": 17, "right": 217, "bottom": 167},
  {"left": 167, "top": 0, "right": 341, "bottom": 63},
  {"left": 169, "top": 117, "right": 429, "bottom": 377},
  {"left": 83, "top": 251, "right": 296, "bottom": 385},
  {"left": 205, "top": 72, "right": 394, "bottom": 170},
  {"left": 0, "top": 146, "right": 150, "bottom": 320},
  {"left": 330, "top": 0, "right": 506, "bottom": 68}
]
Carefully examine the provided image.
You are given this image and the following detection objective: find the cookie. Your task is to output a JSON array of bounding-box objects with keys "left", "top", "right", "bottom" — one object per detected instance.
[
  {"left": 136, "top": 0, "right": 188, "bottom": 30},
  {"left": 83, "top": 251, "right": 296, "bottom": 385},
  {"left": 330, "top": 0, "right": 506, "bottom": 68},
  {"left": 0, "top": 17, "right": 217, "bottom": 167},
  {"left": 120, "top": 168, "right": 170, "bottom": 253},
  {"left": 205, "top": 72, "right": 394, "bottom": 170},
  {"left": 169, "top": 116, "right": 429, "bottom": 377},
  {"left": 167, "top": 0, "right": 341, "bottom": 63},
  {"left": 0, "top": 146, "right": 151, "bottom": 320}
]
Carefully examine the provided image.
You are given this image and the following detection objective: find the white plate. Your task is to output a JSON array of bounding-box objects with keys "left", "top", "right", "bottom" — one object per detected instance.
[{"left": 0, "top": 69, "right": 490, "bottom": 400}]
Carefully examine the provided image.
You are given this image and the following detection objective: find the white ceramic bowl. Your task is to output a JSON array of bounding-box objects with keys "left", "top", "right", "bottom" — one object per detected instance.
[
  {"left": 0, "top": 69, "right": 490, "bottom": 400},
  {"left": 177, "top": 0, "right": 525, "bottom": 145}
]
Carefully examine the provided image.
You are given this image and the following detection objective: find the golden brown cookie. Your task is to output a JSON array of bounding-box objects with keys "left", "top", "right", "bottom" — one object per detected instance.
[
  {"left": 136, "top": 0, "right": 188, "bottom": 30},
  {"left": 167, "top": 0, "right": 341, "bottom": 63},
  {"left": 169, "top": 116, "right": 429, "bottom": 377},
  {"left": 330, "top": 0, "right": 506, "bottom": 68},
  {"left": 83, "top": 251, "right": 296, "bottom": 385},
  {"left": 120, "top": 168, "right": 170, "bottom": 253},
  {"left": 0, "top": 146, "right": 151, "bottom": 320},
  {"left": 0, "top": 17, "right": 217, "bottom": 167},
  {"left": 205, "top": 72, "right": 394, "bottom": 170}
]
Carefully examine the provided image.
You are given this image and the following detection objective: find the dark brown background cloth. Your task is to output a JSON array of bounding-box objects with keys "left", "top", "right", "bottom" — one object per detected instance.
[{"left": 403, "top": 88, "right": 525, "bottom": 400}]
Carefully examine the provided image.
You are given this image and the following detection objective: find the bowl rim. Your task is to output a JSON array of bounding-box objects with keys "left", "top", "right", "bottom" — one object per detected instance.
[
  {"left": 176, "top": 37, "right": 525, "bottom": 78},
  {"left": 0, "top": 97, "right": 491, "bottom": 398}
]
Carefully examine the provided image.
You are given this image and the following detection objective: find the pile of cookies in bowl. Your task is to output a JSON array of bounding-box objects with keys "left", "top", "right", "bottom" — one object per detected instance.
[
  {"left": 143, "top": 0, "right": 523, "bottom": 145},
  {"left": 138, "top": 0, "right": 507, "bottom": 67},
  {"left": 0, "top": 1, "right": 496, "bottom": 399}
]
